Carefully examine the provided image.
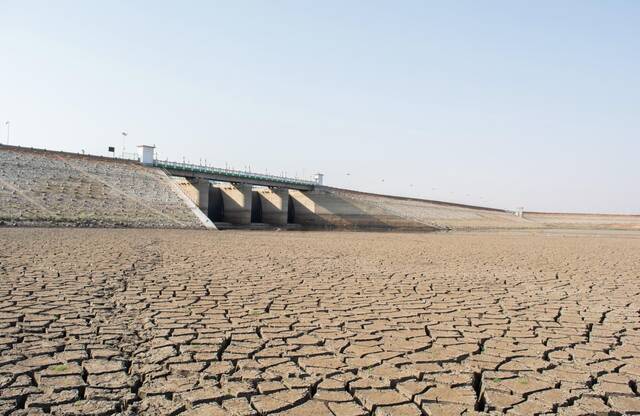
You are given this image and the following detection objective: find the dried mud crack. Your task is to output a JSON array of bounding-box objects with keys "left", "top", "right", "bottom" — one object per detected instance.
[{"left": 0, "top": 228, "right": 639, "bottom": 415}]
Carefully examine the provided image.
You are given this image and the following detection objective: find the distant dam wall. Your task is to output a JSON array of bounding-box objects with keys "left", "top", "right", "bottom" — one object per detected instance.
[
  {"left": 2, "top": 145, "right": 639, "bottom": 231},
  {"left": 299, "top": 188, "right": 640, "bottom": 231},
  {"left": 289, "top": 188, "right": 439, "bottom": 231},
  {"left": 0, "top": 145, "right": 208, "bottom": 228},
  {"left": 524, "top": 212, "right": 640, "bottom": 231},
  {"left": 291, "top": 187, "right": 536, "bottom": 231}
]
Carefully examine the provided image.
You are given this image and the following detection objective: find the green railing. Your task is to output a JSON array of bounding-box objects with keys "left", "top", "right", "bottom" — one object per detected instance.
[{"left": 154, "top": 160, "right": 315, "bottom": 187}]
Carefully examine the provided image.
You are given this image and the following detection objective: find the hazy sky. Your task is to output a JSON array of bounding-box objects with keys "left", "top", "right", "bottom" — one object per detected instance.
[{"left": 1, "top": 1, "right": 638, "bottom": 213}]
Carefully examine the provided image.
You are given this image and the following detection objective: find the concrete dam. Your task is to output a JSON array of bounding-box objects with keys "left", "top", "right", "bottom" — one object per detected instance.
[{"left": 1, "top": 144, "right": 638, "bottom": 231}]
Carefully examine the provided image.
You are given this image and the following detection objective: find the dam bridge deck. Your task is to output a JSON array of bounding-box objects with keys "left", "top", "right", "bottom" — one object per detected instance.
[{"left": 154, "top": 160, "right": 315, "bottom": 190}]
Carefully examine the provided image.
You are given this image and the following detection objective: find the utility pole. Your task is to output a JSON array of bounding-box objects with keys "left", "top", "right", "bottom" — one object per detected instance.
[{"left": 4, "top": 121, "right": 9, "bottom": 145}]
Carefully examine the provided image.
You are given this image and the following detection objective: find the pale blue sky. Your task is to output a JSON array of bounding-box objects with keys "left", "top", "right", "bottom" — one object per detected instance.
[{"left": 1, "top": 1, "right": 638, "bottom": 213}]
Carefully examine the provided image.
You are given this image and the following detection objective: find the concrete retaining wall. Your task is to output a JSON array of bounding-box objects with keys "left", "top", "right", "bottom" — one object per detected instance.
[
  {"left": 218, "top": 183, "right": 252, "bottom": 225},
  {"left": 292, "top": 188, "right": 640, "bottom": 231},
  {"left": 288, "top": 187, "right": 538, "bottom": 231},
  {"left": 258, "top": 188, "right": 289, "bottom": 226},
  {"left": 317, "top": 188, "right": 533, "bottom": 230},
  {"left": 289, "top": 189, "right": 439, "bottom": 231}
]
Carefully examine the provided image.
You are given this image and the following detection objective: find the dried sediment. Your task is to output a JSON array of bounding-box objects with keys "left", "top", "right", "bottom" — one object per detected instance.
[{"left": 0, "top": 229, "right": 639, "bottom": 415}]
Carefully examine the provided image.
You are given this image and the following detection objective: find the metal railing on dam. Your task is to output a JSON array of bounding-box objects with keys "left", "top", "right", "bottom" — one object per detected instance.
[{"left": 154, "top": 160, "right": 316, "bottom": 190}]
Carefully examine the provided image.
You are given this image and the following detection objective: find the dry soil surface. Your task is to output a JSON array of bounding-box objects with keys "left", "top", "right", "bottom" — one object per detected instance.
[{"left": 0, "top": 229, "right": 639, "bottom": 416}]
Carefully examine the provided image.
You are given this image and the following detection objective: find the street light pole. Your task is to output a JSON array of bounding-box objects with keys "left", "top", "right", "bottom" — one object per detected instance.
[{"left": 121, "top": 131, "right": 128, "bottom": 158}]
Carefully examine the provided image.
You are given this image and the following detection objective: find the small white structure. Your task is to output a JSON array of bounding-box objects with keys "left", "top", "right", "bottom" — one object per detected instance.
[
  {"left": 137, "top": 145, "right": 155, "bottom": 165},
  {"left": 514, "top": 207, "right": 524, "bottom": 217},
  {"left": 313, "top": 173, "right": 324, "bottom": 185}
]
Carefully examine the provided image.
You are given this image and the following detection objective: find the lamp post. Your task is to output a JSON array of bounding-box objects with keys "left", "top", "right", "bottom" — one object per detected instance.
[{"left": 121, "top": 131, "right": 128, "bottom": 158}]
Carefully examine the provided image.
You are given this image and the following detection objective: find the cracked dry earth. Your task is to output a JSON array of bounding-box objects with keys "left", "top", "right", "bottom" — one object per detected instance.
[{"left": 0, "top": 229, "right": 639, "bottom": 416}]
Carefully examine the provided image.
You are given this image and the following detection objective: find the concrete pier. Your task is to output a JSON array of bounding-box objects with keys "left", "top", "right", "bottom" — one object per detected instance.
[
  {"left": 218, "top": 183, "right": 252, "bottom": 225},
  {"left": 188, "top": 178, "right": 210, "bottom": 215},
  {"left": 258, "top": 188, "right": 289, "bottom": 225}
]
